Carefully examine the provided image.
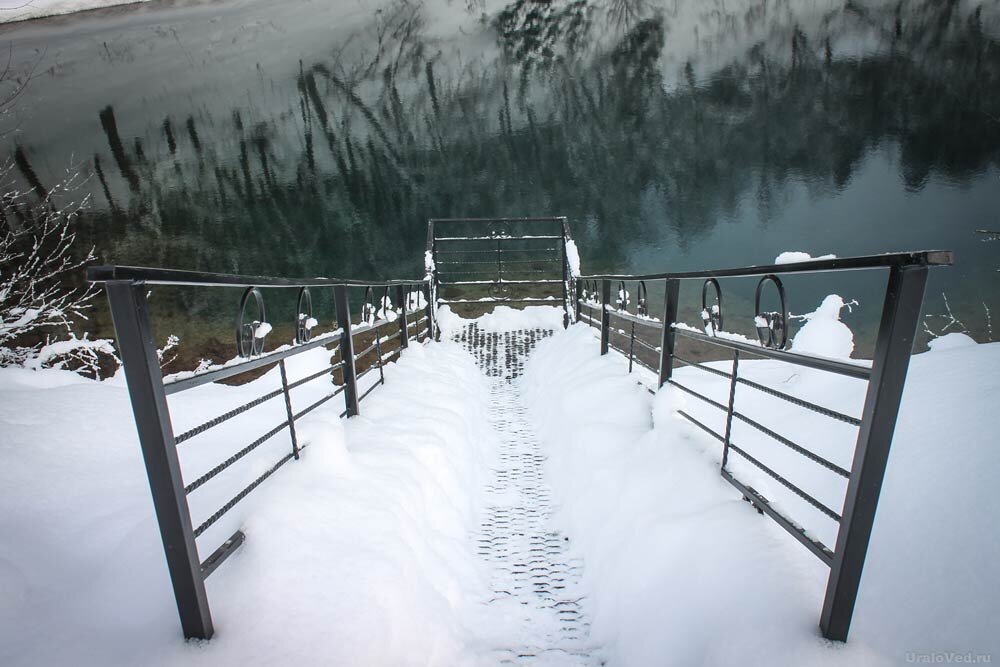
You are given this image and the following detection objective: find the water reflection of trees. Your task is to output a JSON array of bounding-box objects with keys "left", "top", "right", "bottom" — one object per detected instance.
[{"left": 10, "top": 0, "right": 999, "bottom": 313}]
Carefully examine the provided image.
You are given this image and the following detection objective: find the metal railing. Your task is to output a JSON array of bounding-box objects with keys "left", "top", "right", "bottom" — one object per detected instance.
[
  {"left": 426, "top": 216, "right": 575, "bottom": 327},
  {"left": 575, "top": 249, "right": 952, "bottom": 642},
  {"left": 87, "top": 265, "right": 434, "bottom": 640}
]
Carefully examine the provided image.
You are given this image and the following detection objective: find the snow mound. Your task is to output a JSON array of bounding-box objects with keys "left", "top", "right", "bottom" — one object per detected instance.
[
  {"left": 565, "top": 240, "right": 581, "bottom": 278},
  {"left": 435, "top": 305, "right": 564, "bottom": 335},
  {"left": 927, "top": 332, "right": 977, "bottom": 352},
  {"left": 775, "top": 251, "right": 838, "bottom": 264},
  {"left": 790, "top": 294, "right": 855, "bottom": 359}
]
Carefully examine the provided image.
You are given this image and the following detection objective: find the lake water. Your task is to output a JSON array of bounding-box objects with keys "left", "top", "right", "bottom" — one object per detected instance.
[{"left": 2, "top": 0, "right": 998, "bottom": 355}]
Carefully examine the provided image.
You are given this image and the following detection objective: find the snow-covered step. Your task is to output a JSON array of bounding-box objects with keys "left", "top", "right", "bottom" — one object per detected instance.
[{"left": 454, "top": 323, "right": 604, "bottom": 665}]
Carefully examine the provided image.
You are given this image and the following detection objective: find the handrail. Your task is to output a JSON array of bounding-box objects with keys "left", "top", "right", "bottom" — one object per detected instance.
[
  {"left": 87, "top": 264, "right": 427, "bottom": 288},
  {"left": 576, "top": 247, "right": 952, "bottom": 643},
  {"left": 578, "top": 250, "right": 953, "bottom": 281},
  {"left": 90, "top": 264, "right": 432, "bottom": 642},
  {"left": 429, "top": 216, "right": 567, "bottom": 223}
]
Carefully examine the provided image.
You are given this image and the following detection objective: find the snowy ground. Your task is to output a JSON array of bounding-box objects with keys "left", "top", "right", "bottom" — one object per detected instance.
[
  {"left": 0, "top": 0, "right": 146, "bottom": 23},
  {"left": 1, "top": 305, "right": 998, "bottom": 665}
]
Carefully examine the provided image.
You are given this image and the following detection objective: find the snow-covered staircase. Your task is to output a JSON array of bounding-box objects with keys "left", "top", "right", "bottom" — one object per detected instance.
[{"left": 455, "top": 323, "right": 603, "bottom": 665}]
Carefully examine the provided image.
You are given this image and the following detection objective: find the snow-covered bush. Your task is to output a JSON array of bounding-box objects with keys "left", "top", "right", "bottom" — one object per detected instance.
[{"left": 0, "top": 162, "right": 117, "bottom": 378}]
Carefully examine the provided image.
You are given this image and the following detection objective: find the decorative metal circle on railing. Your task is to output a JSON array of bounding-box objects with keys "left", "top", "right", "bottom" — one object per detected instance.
[
  {"left": 236, "top": 286, "right": 267, "bottom": 358},
  {"left": 701, "top": 278, "right": 723, "bottom": 335},
  {"left": 754, "top": 274, "right": 788, "bottom": 350},
  {"left": 380, "top": 286, "right": 392, "bottom": 321},
  {"left": 295, "top": 287, "right": 313, "bottom": 344},
  {"left": 361, "top": 286, "right": 377, "bottom": 326},
  {"left": 616, "top": 281, "right": 630, "bottom": 310},
  {"left": 637, "top": 281, "right": 648, "bottom": 317}
]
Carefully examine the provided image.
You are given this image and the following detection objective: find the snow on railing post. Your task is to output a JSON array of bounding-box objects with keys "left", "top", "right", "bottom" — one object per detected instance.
[
  {"left": 600, "top": 279, "right": 611, "bottom": 355},
  {"left": 423, "top": 281, "right": 435, "bottom": 341},
  {"left": 103, "top": 280, "right": 214, "bottom": 640},
  {"left": 574, "top": 279, "right": 583, "bottom": 324},
  {"left": 395, "top": 285, "right": 409, "bottom": 350},
  {"left": 820, "top": 264, "right": 930, "bottom": 642},
  {"left": 334, "top": 284, "right": 360, "bottom": 417},
  {"left": 560, "top": 218, "right": 569, "bottom": 329},
  {"left": 657, "top": 278, "right": 680, "bottom": 387}
]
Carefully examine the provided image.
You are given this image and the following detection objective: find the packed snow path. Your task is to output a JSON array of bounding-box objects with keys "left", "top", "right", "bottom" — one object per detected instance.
[{"left": 454, "top": 323, "right": 602, "bottom": 665}]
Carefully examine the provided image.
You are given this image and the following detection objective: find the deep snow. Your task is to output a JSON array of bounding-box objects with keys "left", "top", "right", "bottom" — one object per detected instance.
[
  {"left": 0, "top": 0, "right": 146, "bottom": 23},
  {"left": 524, "top": 315, "right": 999, "bottom": 665}
]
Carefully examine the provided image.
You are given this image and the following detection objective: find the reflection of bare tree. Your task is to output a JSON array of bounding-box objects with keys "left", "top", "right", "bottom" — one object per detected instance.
[{"left": 5, "top": 0, "right": 998, "bottom": 339}]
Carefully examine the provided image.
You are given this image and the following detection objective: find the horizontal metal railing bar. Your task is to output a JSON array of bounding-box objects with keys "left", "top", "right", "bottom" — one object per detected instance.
[
  {"left": 606, "top": 307, "right": 665, "bottom": 329},
  {"left": 667, "top": 379, "right": 730, "bottom": 413},
  {"left": 676, "top": 409, "right": 725, "bottom": 442},
  {"left": 438, "top": 272, "right": 559, "bottom": 279},
  {"left": 293, "top": 385, "right": 345, "bottom": 421},
  {"left": 738, "top": 376, "right": 862, "bottom": 426},
  {"left": 439, "top": 279, "right": 563, "bottom": 286},
  {"left": 164, "top": 332, "right": 343, "bottom": 395},
  {"left": 355, "top": 363, "right": 381, "bottom": 383},
  {"left": 731, "top": 411, "right": 851, "bottom": 478},
  {"left": 174, "top": 387, "right": 285, "bottom": 444},
  {"left": 578, "top": 312, "right": 599, "bottom": 326},
  {"left": 673, "top": 327, "right": 872, "bottom": 380},
  {"left": 286, "top": 364, "right": 342, "bottom": 391},
  {"left": 350, "top": 316, "right": 404, "bottom": 338},
  {"left": 184, "top": 419, "right": 290, "bottom": 494},
  {"left": 435, "top": 259, "right": 561, "bottom": 266},
  {"left": 88, "top": 264, "right": 427, "bottom": 288},
  {"left": 435, "top": 235, "right": 563, "bottom": 242},
  {"left": 193, "top": 452, "right": 295, "bottom": 538},
  {"left": 407, "top": 316, "right": 429, "bottom": 330},
  {"left": 668, "top": 374, "right": 848, "bottom": 477},
  {"left": 674, "top": 354, "right": 733, "bottom": 380},
  {"left": 433, "top": 248, "right": 559, "bottom": 256},
  {"left": 675, "top": 355, "right": 861, "bottom": 426},
  {"left": 578, "top": 250, "right": 952, "bottom": 282},
  {"left": 200, "top": 530, "right": 245, "bottom": 580},
  {"left": 438, "top": 297, "right": 562, "bottom": 304},
  {"left": 721, "top": 469, "right": 835, "bottom": 565},
  {"left": 727, "top": 443, "right": 842, "bottom": 522},
  {"left": 404, "top": 306, "right": 426, "bottom": 319},
  {"left": 429, "top": 216, "right": 566, "bottom": 223},
  {"left": 354, "top": 340, "right": 381, "bottom": 361},
  {"left": 358, "top": 379, "right": 384, "bottom": 403},
  {"left": 631, "top": 337, "right": 660, "bottom": 354}
]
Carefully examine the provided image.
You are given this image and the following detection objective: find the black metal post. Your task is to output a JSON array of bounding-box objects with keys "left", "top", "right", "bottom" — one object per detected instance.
[
  {"left": 599, "top": 279, "right": 611, "bottom": 355},
  {"left": 627, "top": 322, "right": 636, "bottom": 373},
  {"left": 657, "top": 278, "right": 680, "bottom": 387},
  {"left": 395, "top": 285, "right": 409, "bottom": 349},
  {"left": 278, "top": 360, "right": 299, "bottom": 460},
  {"left": 334, "top": 284, "right": 360, "bottom": 417},
  {"left": 561, "top": 227, "right": 570, "bottom": 329},
  {"left": 574, "top": 279, "right": 583, "bottom": 324},
  {"left": 819, "top": 265, "right": 929, "bottom": 642},
  {"left": 721, "top": 350, "right": 740, "bottom": 468},
  {"left": 423, "top": 281, "right": 434, "bottom": 341},
  {"left": 104, "top": 280, "right": 213, "bottom": 640}
]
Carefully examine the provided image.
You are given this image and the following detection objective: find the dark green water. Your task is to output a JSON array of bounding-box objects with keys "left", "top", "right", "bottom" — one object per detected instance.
[{"left": 2, "top": 0, "right": 998, "bottom": 357}]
